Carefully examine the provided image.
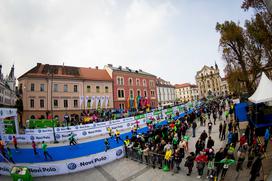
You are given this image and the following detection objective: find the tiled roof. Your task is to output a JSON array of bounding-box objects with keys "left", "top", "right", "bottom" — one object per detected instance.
[
  {"left": 156, "top": 77, "right": 174, "bottom": 88},
  {"left": 174, "top": 83, "right": 192, "bottom": 88},
  {"left": 105, "top": 64, "right": 156, "bottom": 77},
  {"left": 18, "top": 63, "right": 112, "bottom": 81}
]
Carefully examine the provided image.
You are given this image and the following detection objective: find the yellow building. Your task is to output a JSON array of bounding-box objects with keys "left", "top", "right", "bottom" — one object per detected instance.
[
  {"left": 18, "top": 63, "right": 113, "bottom": 125},
  {"left": 195, "top": 64, "right": 222, "bottom": 98}
]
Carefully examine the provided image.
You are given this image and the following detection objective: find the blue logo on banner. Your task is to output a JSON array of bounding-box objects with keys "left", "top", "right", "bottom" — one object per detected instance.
[
  {"left": 38, "top": 129, "right": 41, "bottom": 133},
  {"left": 67, "top": 163, "right": 77, "bottom": 170},
  {"left": 116, "top": 149, "right": 123, "bottom": 156},
  {"left": 56, "top": 128, "right": 60, "bottom": 132},
  {"left": 82, "top": 131, "right": 87, "bottom": 136},
  {"left": 75, "top": 126, "right": 78, "bottom": 129},
  {"left": 93, "top": 123, "right": 96, "bottom": 127},
  {"left": 30, "top": 136, "right": 34, "bottom": 140},
  {"left": 56, "top": 134, "right": 60, "bottom": 139},
  {"left": 127, "top": 123, "right": 130, "bottom": 127},
  {"left": 8, "top": 136, "right": 12, "bottom": 140}
]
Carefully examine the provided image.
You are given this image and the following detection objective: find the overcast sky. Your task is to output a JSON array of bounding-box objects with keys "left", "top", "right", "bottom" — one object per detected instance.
[{"left": 0, "top": 0, "right": 253, "bottom": 84}]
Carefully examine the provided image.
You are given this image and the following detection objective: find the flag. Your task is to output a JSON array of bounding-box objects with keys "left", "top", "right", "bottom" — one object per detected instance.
[
  {"left": 95, "top": 96, "right": 100, "bottom": 109},
  {"left": 85, "top": 96, "right": 89, "bottom": 108},
  {"left": 90, "top": 96, "right": 95, "bottom": 109},
  {"left": 80, "top": 96, "right": 84, "bottom": 108},
  {"left": 127, "top": 97, "right": 130, "bottom": 110},
  {"left": 100, "top": 96, "right": 105, "bottom": 108},
  {"left": 105, "top": 96, "right": 109, "bottom": 109},
  {"left": 134, "top": 97, "right": 137, "bottom": 109}
]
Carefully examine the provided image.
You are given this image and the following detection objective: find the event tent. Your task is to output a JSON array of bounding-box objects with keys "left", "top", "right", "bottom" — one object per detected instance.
[{"left": 248, "top": 72, "right": 272, "bottom": 104}]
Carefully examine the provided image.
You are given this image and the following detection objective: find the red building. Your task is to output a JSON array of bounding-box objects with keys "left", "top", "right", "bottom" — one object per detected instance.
[{"left": 105, "top": 64, "right": 158, "bottom": 110}]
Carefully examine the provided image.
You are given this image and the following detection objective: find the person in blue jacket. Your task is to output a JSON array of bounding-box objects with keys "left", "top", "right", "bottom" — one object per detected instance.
[
  {"left": 264, "top": 128, "right": 270, "bottom": 152},
  {"left": 228, "top": 131, "right": 233, "bottom": 145}
]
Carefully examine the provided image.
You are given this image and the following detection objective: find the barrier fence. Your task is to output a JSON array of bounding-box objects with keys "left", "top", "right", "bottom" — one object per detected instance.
[{"left": 0, "top": 104, "right": 198, "bottom": 143}]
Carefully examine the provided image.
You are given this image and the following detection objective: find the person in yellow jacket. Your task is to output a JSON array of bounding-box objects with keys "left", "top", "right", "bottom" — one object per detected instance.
[
  {"left": 124, "top": 136, "right": 130, "bottom": 158},
  {"left": 115, "top": 129, "right": 122, "bottom": 143},
  {"left": 107, "top": 127, "right": 113, "bottom": 139},
  {"left": 164, "top": 147, "right": 172, "bottom": 171}
]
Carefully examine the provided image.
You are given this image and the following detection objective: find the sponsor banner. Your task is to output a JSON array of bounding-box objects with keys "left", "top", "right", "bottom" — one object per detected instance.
[
  {"left": 146, "top": 112, "right": 153, "bottom": 119},
  {"left": 0, "top": 146, "right": 124, "bottom": 177},
  {"left": 2, "top": 134, "right": 54, "bottom": 143},
  {"left": 0, "top": 108, "right": 17, "bottom": 119}
]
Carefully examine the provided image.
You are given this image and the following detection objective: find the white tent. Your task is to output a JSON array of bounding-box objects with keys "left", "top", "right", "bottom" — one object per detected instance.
[{"left": 248, "top": 72, "right": 272, "bottom": 104}]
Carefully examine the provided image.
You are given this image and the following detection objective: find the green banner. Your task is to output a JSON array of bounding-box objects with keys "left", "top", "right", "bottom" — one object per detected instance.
[
  {"left": 153, "top": 110, "right": 161, "bottom": 116},
  {"left": 135, "top": 114, "right": 145, "bottom": 120},
  {"left": 28, "top": 119, "right": 58, "bottom": 129}
]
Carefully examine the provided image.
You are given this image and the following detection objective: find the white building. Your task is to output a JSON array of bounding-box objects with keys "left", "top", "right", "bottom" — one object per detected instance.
[
  {"left": 175, "top": 83, "right": 199, "bottom": 103},
  {"left": 156, "top": 77, "right": 175, "bottom": 106},
  {"left": 0, "top": 65, "right": 17, "bottom": 107}
]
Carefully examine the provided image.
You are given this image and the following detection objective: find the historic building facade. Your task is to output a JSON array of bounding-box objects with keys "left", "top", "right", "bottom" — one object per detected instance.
[
  {"left": 195, "top": 63, "right": 222, "bottom": 98},
  {"left": 0, "top": 65, "right": 17, "bottom": 107},
  {"left": 18, "top": 63, "right": 113, "bottom": 124},
  {"left": 104, "top": 64, "right": 158, "bottom": 110},
  {"left": 156, "top": 77, "right": 175, "bottom": 107},
  {"left": 175, "top": 83, "right": 199, "bottom": 103},
  {"left": 220, "top": 77, "right": 230, "bottom": 96}
]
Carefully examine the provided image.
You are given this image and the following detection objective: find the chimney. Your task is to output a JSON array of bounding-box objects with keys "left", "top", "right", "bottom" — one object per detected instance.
[
  {"left": 139, "top": 69, "right": 142, "bottom": 72},
  {"left": 95, "top": 66, "right": 98, "bottom": 70},
  {"left": 107, "top": 64, "right": 113, "bottom": 67},
  {"left": 118, "top": 66, "right": 122, "bottom": 70}
]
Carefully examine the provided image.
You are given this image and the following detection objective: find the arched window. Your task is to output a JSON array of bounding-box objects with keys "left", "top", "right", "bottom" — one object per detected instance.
[{"left": 30, "top": 115, "right": 35, "bottom": 119}]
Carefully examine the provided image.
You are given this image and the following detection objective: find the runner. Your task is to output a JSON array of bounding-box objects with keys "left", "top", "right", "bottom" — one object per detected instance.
[
  {"left": 41, "top": 141, "right": 53, "bottom": 161},
  {"left": 69, "top": 132, "right": 77, "bottom": 146}
]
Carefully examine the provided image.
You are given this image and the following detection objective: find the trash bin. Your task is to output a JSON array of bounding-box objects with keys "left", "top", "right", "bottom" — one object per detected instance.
[{"left": 10, "top": 166, "right": 32, "bottom": 181}]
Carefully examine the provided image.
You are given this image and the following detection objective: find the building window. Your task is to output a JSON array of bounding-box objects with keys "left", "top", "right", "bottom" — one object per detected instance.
[
  {"left": 144, "top": 90, "right": 147, "bottom": 97},
  {"left": 74, "top": 85, "right": 78, "bottom": 92},
  {"left": 40, "top": 99, "right": 44, "bottom": 108},
  {"left": 54, "top": 99, "right": 58, "bottom": 107},
  {"left": 53, "top": 84, "right": 58, "bottom": 92},
  {"left": 30, "top": 99, "right": 34, "bottom": 108},
  {"left": 87, "top": 85, "right": 91, "bottom": 93},
  {"left": 117, "top": 77, "right": 124, "bottom": 85},
  {"left": 128, "top": 78, "right": 133, "bottom": 86},
  {"left": 151, "top": 90, "right": 155, "bottom": 97},
  {"left": 64, "top": 84, "right": 68, "bottom": 92},
  {"left": 136, "top": 79, "right": 140, "bottom": 86},
  {"left": 143, "top": 79, "right": 146, "bottom": 86},
  {"left": 64, "top": 99, "right": 68, "bottom": 108},
  {"left": 40, "top": 84, "right": 45, "bottom": 92},
  {"left": 150, "top": 80, "right": 154, "bottom": 87},
  {"left": 129, "top": 89, "right": 134, "bottom": 99},
  {"left": 137, "top": 90, "right": 141, "bottom": 96},
  {"left": 87, "top": 100, "right": 91, "bottom": 108},
  {"left": 105, "top": 86, "right": 109, "bottom": 93},
  {"left": 96, "top": 86, "right": 100, "bottom": 93},
  {"left": 119, "top": 103, "right": 125, "bottom": 109},
  {"left": 74, "top": 100, "right": 78, "bottom": 108},
  {"left": 30, "top": 83, "right": 35, "bottom": 91},
  {"left": 118, "top": 89, "right": 124, "bottom": 98}
]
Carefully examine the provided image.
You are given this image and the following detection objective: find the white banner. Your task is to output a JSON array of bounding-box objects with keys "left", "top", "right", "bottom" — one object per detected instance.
[
  {"left": 100, "top": 96, "right": 105, "bottom": 109},
  {"left": 0, "top": 108, "right": 17, "bottom": 119},
  {"left": 85, "top": 96, "right": 89, "bottom": 108},
  {"left": 90, "top": 96, "right": 95, "bottom": 110},
  {"left": 79, "top": 96, "right": 84, "bottom": 108},
  {"left": 105, "top": 96, "right": 109, "bottom": 109},
  {"left": 0, "top": 146, "right": 125, "bottom": 177},
  {"left": 95, "top": 96, "right": 100, "bottom": 110}
]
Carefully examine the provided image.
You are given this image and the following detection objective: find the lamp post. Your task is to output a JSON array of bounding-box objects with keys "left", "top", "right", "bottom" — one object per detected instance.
[{"left": 49, "top": 69, "right": 58, "bottom": 144}]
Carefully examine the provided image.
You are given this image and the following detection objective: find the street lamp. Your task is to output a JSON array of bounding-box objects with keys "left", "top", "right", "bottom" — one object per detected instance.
[{"left": 48, "top": 68, "right": 58, "bottom": 144}]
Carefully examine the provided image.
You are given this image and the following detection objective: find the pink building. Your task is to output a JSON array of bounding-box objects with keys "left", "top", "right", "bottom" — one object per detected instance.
[{"left": 105, "top": 64, "right": 158, "bottom": 110}]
